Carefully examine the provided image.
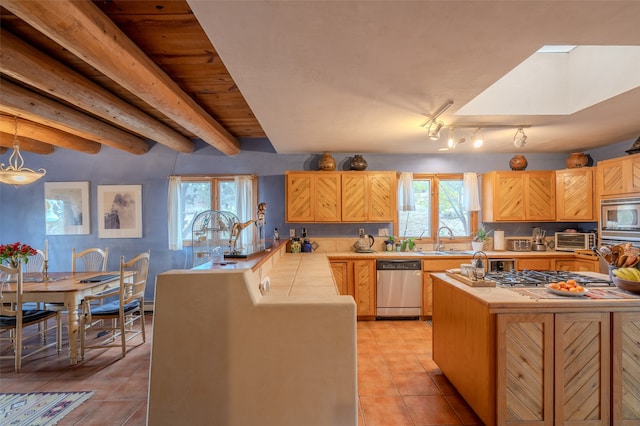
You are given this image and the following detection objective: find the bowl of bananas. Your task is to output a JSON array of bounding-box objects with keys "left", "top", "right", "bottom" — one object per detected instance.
[{"left": 611, "top": 267, "right": 640, "bottom": 294}]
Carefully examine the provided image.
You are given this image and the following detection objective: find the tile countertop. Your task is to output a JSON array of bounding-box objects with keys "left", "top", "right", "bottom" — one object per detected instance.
[
  {"left": 431, "top": 272, "right": 640, "bottom": 314},
  {"left": 326, "top": 249, "right": 586, "bottom": 259}
]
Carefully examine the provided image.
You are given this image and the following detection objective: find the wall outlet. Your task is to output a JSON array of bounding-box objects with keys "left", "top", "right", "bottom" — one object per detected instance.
[
  {"left": 289, "top": 228, "right": 296, "bottom": 237},
  {"left": 378, "top": 228, "right": 389, "bottom": 237}
]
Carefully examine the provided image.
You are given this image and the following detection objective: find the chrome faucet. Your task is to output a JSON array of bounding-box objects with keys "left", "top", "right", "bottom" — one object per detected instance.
[{"left": 435, "top": 226, "right": 455, "bottom": 251}]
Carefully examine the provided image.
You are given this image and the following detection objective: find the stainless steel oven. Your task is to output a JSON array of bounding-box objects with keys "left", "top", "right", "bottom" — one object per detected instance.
[{"left": 600, "top": 197, "right": 640, "bottom": 243}]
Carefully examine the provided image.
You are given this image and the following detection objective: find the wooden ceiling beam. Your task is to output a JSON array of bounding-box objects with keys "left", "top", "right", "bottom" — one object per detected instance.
[
  {"left": 0, "top": 29, "right": 194, "bottom": 154},
  {"left": 0, "top": 115, "right": 101, "bottom": 154},
  {"left": 1, "top": 0, "right": 241, "bottom": 156},
  {"left": 0, "top": 131, "right": 55, "bottom": 155},
  {"left": 0, "top": 80, "right": 148, "bottom": 155}
]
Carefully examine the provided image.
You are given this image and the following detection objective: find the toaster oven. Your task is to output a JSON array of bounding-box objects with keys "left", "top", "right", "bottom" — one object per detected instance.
[{"left": 554, "top": 232, "right": 596, "bottom": 252}]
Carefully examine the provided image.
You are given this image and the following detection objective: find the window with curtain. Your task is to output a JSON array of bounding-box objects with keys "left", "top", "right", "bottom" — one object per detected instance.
[
  {"left": 398, "top": 174, "right": 477, "bottom": 241},
  {"left": 170, "top": 175, "right": 257, "bottom": 245}
]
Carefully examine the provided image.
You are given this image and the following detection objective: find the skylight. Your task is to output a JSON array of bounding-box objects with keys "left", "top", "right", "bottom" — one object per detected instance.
[{"left": 457, "top": 45, "right": 640, "bottom": 116}]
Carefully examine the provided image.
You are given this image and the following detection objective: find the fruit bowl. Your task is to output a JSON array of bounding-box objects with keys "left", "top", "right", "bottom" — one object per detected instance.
[{"left": 612, "top": 277, "right": 640, "bottom": 294}]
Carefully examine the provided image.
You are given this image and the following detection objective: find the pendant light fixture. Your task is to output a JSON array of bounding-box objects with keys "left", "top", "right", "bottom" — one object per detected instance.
[{"left": 0, "top": 117, "right": 46, "bottom": 186}]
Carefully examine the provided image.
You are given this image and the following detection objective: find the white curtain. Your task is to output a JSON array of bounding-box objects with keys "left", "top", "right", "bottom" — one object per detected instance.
[
  {"left": 397, "top": 172, "right": 415, "bottom": 211},
  {"left": 463, "top": 172, "right": 481, "bottom": 211},
  {"left": 235, "top": 176, "right": 254, "bottom": 250},
  {"left": 167, "top": 176, "right": 183, "bottom": 250}
]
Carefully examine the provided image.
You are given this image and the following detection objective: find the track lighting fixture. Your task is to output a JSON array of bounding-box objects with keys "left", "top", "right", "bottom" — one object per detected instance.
[
  {"left": 420, "top": 100, "right": 454, "bottom": 138},
  {"left": 428, "top": 121, "right": 444, "bottom": 140},
  {"left": 447, "top": 128, "right": 457, "bottom": 149},
  {"left": 472, "top": 129, "right": 483, "bottom": 148},
  {"left": 513, "top": 128, "right": 527, "bottom": 148}
]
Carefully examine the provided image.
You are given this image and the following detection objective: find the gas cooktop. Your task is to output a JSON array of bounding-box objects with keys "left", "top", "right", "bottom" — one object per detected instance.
[{"left": 485, "top": 270, "right": 612, "bottom": 288}]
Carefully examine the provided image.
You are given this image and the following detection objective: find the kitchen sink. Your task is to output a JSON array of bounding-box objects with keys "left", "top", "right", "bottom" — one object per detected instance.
[{"left": 415, "top": 250, "right": 474, "bottom": 256}]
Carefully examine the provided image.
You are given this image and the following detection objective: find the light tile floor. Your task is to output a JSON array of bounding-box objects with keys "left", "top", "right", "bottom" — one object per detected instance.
[{"left": 1, "top": 316, "right": 483, "bottom": 425}]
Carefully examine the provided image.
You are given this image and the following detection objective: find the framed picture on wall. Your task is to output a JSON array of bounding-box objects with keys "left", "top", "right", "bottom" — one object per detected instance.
[
  {"left": 97, "top": 184, "right": 142, "bottom": 238},
  {"left": 45, "top": 181, "right": 90, "bottom": 235}
]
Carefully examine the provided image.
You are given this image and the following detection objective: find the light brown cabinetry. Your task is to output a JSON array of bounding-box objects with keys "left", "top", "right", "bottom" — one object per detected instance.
[
  {"left": 612, "top": 312, "right": 640, "bottom": 425},
  {"left": 555, "top": 257, "right": 599, "bottom": 272},
  {"left": 330, "top": 259, "right": 376, "bottom": 319},
  {"left": 556, "top": 167, "right": 595, "bottom": 221},
  {"left": 517, "top": 257, "right": 553, "bottom": 270},
  {"left": 596, "top": 153, "right": 640, "bottom": 197},
  {"left": 286, "top": 171, "right": 396, "bottom": 223},
  {"left": 497, "top": 312, "right": 610, "bottom": 425},
  {"left": 342, "top": 172, "right": 396, "bottom": 222},
  {"left": 421, "top": 258, "right": 462, "bottom": 318},
  {"left": 482, "top": 171, "right": 556, "bottom": 222},
  {"left": 286, "top": 172, "right": 341, "bottom": 222},
  {"left": 433, "top": 276, "right": 624, "bottom": 426}
]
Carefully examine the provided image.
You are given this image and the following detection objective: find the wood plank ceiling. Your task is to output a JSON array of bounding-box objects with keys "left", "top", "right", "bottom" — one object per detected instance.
[{"left": 0, "top": 0, "right": 265, "bottom": 157}]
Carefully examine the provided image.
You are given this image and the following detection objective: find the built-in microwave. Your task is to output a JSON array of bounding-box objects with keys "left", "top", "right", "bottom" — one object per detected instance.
[{"left": 600, "top": 197, "right": 640, "bottom": 242}]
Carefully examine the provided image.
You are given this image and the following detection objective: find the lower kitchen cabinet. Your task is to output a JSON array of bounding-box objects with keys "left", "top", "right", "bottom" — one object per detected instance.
[
  {"left": 330, "top": 259, "right": 376, "bottom": 319},
  {"left": 422, "top": 258, "right": 462, "bottom": 318},
  {"left": 433, "top": 275, "right": 635, "bottom": 426},
  {"left": 497, "top": 312, "right": 610, "bottom": 425},
  {"left": 612, "top": 311, "right": 640, "bottom": 425},
  {"left": 554, "top": 257, "right": 599, "bottom": 272}
]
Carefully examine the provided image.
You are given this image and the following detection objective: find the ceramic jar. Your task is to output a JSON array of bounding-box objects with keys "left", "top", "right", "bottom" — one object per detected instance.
[
  {"left": 566, "top": 152, "right": 588, "bottom": 168},
  {"left": 509, "top": 154, "right": 528, "bottom": 171},
  {"left": 350, "top": 154, "right": 368, "bottom": 171},
  {"left": 318, "top": 152, "right": 336, "bottom": 171}
]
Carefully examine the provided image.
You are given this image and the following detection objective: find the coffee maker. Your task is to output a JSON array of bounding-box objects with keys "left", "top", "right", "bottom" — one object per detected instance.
[{"left": 532, "top": 227, "right": 547, "bottom": 251}]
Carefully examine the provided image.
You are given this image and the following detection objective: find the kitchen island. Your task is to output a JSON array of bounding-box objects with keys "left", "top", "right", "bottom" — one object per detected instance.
[
  {"left": 147, "top": 243, "right": 357, "bottom": 426},
  {"left": 431, "top": 272, "right": 640, "bottom": 426}
]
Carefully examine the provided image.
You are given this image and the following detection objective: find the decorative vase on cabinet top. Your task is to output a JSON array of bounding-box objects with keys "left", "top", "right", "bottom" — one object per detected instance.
[
  {"left": 509, "top": 154, "right": 528, "bottom": 171},
  {"left": 350, "top": 154, "right": 368, "bottom": 171},
  {"left": 318, "top": 152, "right": 336, "bottom": 171},
  {"left": 566, "top": 152, "right": 588, "bottom": 168}
]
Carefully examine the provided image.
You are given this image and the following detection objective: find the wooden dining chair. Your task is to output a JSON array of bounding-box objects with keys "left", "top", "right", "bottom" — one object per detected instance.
[
  {"left": 72, "top": 247, "right": 109, "bottom": 273},
  {"left": 23, "top": 249, "right": 45, "bottom": 273},
  {"left": 80, "top": 251, "right": 150, "bottom": 360},
  {"left": 0, "top": 262, "right": 61, "bottom": 372}
]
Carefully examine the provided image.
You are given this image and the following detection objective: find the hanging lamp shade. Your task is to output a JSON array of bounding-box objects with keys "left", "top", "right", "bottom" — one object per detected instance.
[{"left": 0, "top": 118, "right": 46, "bottom": 186}]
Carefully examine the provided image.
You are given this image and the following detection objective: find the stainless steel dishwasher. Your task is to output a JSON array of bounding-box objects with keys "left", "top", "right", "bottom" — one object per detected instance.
[{"left": 376, "top": 259, "right": 422, "bottom": 319}]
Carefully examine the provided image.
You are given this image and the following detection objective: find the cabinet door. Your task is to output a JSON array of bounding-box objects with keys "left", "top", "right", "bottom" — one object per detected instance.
[
  {"left": 555, "top": 312, "right": 610, "bottom": 425},
  {"left": 556, "top": 168, "right": 594, "bottom": 221},
  {"left": 628, "top": 155, "right": 640, "bottom": 194},
  {"left": 353, "top": 260, "right": 376, "bottom": 317},
  {"left": 315, "top": 173, "right": 341, "bottom": 222},
  {"left": 494, "top": 173, "right": 525, "bottom": 221},
  {"left": 612, "top": 312, "right": 640, "bottom": 425},
  {"left": 342, "top": 174, "right": 368, "bottom": 222},
  {"left": 330, "top": 261, "right": 351, "bottom": 296},
  {"left": 497, "top": 313, "right": 554, "bottom": 425},
  {"left": 368, "top": 172, "right": 396, "bottom": 221},
  {"left": 525, "top": 171, "right": 555, "bottom": 220},
  {"left": 517, "top": 258, "right": 552, "bottom": 270},
  {"left": 554, "top": 260, "right": 574, "bottom": 271},
  {"left": 286, "top": 173, "right": 314, "bottom": 222},
  {"left": 422, "top": 273, "right": 432, "bottom": 317}
]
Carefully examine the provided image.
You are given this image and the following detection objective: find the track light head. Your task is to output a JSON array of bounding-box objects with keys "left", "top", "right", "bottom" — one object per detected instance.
[
  {"left": 447, "top": 128, "right": 456, "bottom": 149},
  {"left": 473, "top": 129, "right": 483, "bottom": 148},
  {"left": 428, "top": 121, "right": 444, "bottom": 140},
  {"left": 513, "top": 128, "right": 527, "bottom": 148}
]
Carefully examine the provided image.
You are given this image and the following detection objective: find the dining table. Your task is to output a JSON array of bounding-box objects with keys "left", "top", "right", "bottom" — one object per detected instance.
[{"left": 2, "top": 271, "right": 127, "bottom": 365}]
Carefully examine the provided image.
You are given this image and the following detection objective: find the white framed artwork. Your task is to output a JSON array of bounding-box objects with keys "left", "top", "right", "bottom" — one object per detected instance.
[
  {"left": 45, "top": 181, "right": 90, "bottom": 235},
  {"left": 97, "top": 185, "right": 142, "bottom": 238}
]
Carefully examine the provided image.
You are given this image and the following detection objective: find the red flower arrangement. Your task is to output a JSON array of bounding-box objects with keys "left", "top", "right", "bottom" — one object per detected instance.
[{"left": 0, "top": 242, "right": 37, "bottom": 268}]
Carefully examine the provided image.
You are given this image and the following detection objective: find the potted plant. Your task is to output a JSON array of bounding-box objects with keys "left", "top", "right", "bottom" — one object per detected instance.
[
  {"left": 472, "top": 228, "right": 488, "bottom": 251},
  {"left": 401, "top": 237, "right": 416, "bottom": 252}
]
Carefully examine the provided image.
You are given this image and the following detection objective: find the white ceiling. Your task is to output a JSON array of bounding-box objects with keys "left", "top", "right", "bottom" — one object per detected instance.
[{"left": 188, "top": 0, "right": 640, "bottom": 155}]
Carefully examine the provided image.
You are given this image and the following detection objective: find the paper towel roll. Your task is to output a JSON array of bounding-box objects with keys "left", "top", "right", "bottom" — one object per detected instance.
[{"left": 494, "top": 230, "right": 505, "bottom": 251}]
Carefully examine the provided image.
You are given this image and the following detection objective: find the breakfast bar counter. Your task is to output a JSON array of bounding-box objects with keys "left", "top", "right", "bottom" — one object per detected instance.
[
  {"left": 148, "top": 244, "right": 357, "bottom": 426},
  {"left": 431, "top": 272, "right": 640, "bottom": 426}
]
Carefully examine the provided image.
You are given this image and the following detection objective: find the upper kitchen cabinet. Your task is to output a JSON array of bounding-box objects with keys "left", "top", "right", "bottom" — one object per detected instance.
[
  {"left": 286, "top": 171, "right": 397, "bottom": 223},
  {"left": 342, "top": 172, "right": 397, "bottom": 222},
  {"left": 482, "top": 171, "right": 556, "bottom": 222},
  {"left": 555, "top": 167, "right": 595, "bottom": 221},
  {"left": 596, "top": 153, "right": 640, "bottom": 198},
  {"left": 286, "top": 172, "right": 341, "bottom": 222}
]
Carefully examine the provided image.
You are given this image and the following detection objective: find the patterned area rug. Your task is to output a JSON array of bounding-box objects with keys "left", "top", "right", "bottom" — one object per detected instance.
[{"left": 0, "top": 392, "right": 94, "bottom": 425}]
